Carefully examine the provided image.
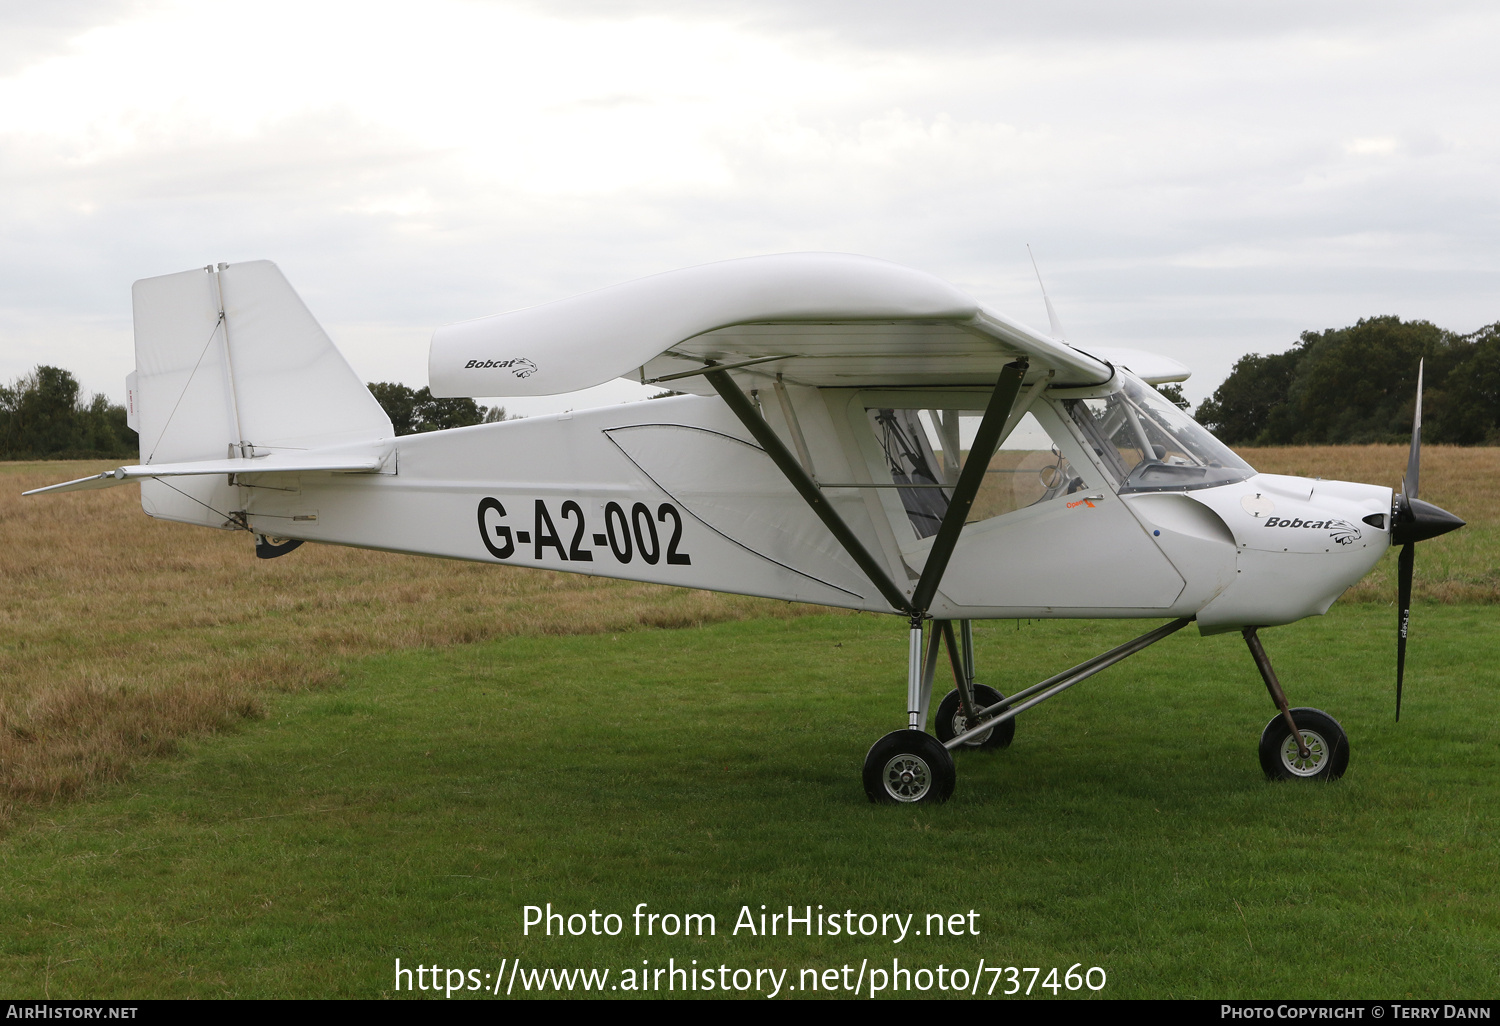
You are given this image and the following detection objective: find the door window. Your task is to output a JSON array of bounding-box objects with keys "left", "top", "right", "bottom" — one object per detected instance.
[{"left": 866, "top": 407, "right": 1085, "bottom": 539}]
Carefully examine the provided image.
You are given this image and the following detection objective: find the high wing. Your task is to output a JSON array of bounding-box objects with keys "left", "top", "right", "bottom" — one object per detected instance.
[{"left": 429, "top": 252, "right": 1187, "bottom": 398}]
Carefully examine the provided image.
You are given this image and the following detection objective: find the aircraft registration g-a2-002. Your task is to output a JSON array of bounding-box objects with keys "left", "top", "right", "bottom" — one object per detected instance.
[{"left": 29, "top": 254, "right": 1466, "bottom": 803}]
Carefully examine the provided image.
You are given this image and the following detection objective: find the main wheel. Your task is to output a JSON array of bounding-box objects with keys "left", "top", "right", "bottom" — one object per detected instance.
[
  {"left": 862, "top": 730, "right": 956, "bottom": 804},
  {"left": 1258, "top": 707, "right": 1349, "bottom": 781},
  {"left": 933, "top": 685, "right": 1015, "bottom": 750}
]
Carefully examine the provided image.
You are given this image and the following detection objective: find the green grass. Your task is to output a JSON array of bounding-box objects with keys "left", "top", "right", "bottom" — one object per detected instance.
[{"left": 1, "top": 606, "right": 1496, "bottom": 999}]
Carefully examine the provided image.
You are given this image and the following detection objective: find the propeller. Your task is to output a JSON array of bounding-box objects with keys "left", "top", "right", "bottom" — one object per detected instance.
[{"left": 1390, "top": 359, "right": 1466, "bottom": 719}]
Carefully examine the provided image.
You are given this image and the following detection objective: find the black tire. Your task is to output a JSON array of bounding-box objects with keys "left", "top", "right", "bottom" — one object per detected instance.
[
  {"left": 1258, "top": 707, "right": 1349, "bottom": 781},
  {"left": 933, "top": 685, "right": 1015, "bottom": 750},
  {"left": 862, "top": 730, "right": 956, "bottom": 804}
]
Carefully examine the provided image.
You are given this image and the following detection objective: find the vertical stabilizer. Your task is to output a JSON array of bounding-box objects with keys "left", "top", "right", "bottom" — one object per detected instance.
[{"left": 130, "top": 261, "right": 393, "bottom": 528}]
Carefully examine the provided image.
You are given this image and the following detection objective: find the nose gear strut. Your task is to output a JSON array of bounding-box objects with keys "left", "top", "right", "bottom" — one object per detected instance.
[{"left": 1242, "top": 626, "right": 1309, "bottom": 760}]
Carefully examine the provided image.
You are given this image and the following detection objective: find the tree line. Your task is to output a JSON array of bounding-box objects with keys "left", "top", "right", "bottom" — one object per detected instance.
[
  {"left": 0, "top": 367, "right": 510, "bottom": 460},
  {"left": 364, "top": 382, "right": 509, "bottom": 435},
  {"left": 0, "top": 366, "right": 136, "bottom": 459},
  {"left": 1195, "top": 316, "right": 1500, "bottom": 445}
]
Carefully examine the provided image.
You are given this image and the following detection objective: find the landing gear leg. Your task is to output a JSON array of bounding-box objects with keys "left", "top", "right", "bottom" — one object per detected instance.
[
  {"left": 934, "top": 620, "right": 1014, "bottom": 749},
  {"left": 906, "top": 616, "right": 939, "bottom": 732},
  {"left": 949, "top": 620, "right": 978, "bottom": 722},
  {"left": 959, "top": 620, "right": 977, "bottom": 703},
  {"left": 867, "top": 617, "right": 1192, "bottom": 803},
  {"left": 1242, "top": 627, "right": 1350, "bottom": 781}
]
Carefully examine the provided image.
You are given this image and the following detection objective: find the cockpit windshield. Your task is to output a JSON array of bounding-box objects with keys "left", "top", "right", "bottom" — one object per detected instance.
[{"left": 1064, "top": 375, "right": 1254, "bottom": 493}]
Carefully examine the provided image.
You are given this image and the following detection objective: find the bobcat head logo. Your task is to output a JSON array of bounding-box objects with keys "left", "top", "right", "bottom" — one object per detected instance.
[{"left": 1328, "top": 519, "right": 1361, "bottom": 546}]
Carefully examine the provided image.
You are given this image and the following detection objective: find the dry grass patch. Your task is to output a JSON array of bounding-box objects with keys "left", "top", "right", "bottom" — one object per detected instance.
[{"left": 0, "top": 461, "right": 818, "bottom": 827}]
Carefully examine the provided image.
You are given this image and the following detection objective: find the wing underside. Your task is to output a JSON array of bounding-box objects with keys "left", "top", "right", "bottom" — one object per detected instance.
[{"left": 640, "top": 322, "right": 1033, "bottom": 394}]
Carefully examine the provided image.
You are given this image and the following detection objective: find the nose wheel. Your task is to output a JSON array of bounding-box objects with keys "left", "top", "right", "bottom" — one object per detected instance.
[
  {"left": 1259, "top": 708, "right": 1349, "bottom": 780},
  {"left": 1243, "top": 628, "right": 1351, "bottom": 781},
  {"left": 863, "top": 730, "right": 956, "bottom": 804}
]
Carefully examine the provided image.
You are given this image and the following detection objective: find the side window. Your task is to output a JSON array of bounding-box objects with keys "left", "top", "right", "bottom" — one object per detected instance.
[
  {"left": 866, "top": 407, "right": 1083, "bottom": 539},
  {"left": 868, "top": 408, "right": 948, "bottom": 539}
]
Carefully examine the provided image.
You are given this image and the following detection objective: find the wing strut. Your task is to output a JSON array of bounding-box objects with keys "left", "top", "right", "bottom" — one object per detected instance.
[
  {"left": 909, "top": 360, "right": 1028, "bottom": 613},
  {"left": 705, "top": 367, "right": 913, "bottom": 613},
  {"left": 706, "top": 359, "right": 1027, "bottom": 617},
  {"left": 943, "top": 617, "right": 1193, "bottom": 749}
]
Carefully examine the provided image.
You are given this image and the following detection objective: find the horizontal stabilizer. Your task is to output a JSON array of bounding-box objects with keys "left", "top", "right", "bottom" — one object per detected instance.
[{"left": 23, "top": 453, "right": 385, "bottom": 496}]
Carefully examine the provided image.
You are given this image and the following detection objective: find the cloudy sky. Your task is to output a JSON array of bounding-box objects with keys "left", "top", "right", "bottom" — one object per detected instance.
[{"left": 3, "top": 0, "right": 1497, "bottom": 415}]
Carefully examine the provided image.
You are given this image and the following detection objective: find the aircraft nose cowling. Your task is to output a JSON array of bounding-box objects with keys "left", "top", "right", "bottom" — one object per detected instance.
[{"left": 1391, "top": 497, "right": 1465, "bottom": 546}]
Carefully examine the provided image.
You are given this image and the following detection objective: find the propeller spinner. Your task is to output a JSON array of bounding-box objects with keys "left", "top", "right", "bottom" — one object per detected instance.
[{"left": 1391, "top": 360, "right": 1466, "bottom": 719}]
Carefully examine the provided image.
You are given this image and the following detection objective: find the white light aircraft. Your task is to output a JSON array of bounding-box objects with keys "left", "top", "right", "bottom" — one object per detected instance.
[{"left": 28, "top": 254, "right": 1465, "bottom": 803}]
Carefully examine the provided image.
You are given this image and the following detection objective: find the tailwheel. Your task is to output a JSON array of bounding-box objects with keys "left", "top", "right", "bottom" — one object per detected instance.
[
  {"left": 934, "top": 684, "right": 1015, "bottom": 750},
  {"left": 1258, "top": 708, "right": 1350, "bottom": 781},
  {"left": 863, "top": 730, "right": 956, "bottom": 804}
]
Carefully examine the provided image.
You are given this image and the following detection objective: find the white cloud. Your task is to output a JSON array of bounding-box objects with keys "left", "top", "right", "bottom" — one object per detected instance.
[{"left": 1, "top": 0, "right": 1497, "bottom": 410}]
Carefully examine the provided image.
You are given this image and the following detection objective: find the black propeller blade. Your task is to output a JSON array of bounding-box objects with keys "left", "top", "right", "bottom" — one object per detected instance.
[
  {"left": 1396, "top": 542, "right": 1413, "bottom": 720},
  {"left": 1390, "top": 359, "right": 1465, "bottom": 721}
]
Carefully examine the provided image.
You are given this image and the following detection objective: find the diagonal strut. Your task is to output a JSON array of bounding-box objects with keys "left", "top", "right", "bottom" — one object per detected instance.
[
  {"left": 705, "top": 367, "right": 912, "bottom": 613},
  {"left": 909, "top": 360, "right": 1028, "bottom": 614}
]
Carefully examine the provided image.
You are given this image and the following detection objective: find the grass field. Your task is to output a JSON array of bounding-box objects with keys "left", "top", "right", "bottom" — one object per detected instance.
[
  {"left": 1, "top": 448, "right": 1496, "bottom": 999},
  {"left": 1, "top": 610, "right": 1496, "bottom": 999}
]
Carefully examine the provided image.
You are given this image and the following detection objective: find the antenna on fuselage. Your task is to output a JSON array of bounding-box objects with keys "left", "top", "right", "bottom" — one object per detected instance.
[{"left": 1027, "top": 244, "right": 1067, "bottom": 342}]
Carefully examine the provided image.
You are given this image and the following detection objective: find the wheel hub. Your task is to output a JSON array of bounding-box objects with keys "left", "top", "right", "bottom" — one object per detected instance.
[
  {"left": 950, "top": 711, "right": 993, "bottom": 746},
  {"left": 1280, "top": 729, "right": 1328, "bottom": 776},
  {"left": 882, "top": 754, "right": 932, "bottom": 802}
]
